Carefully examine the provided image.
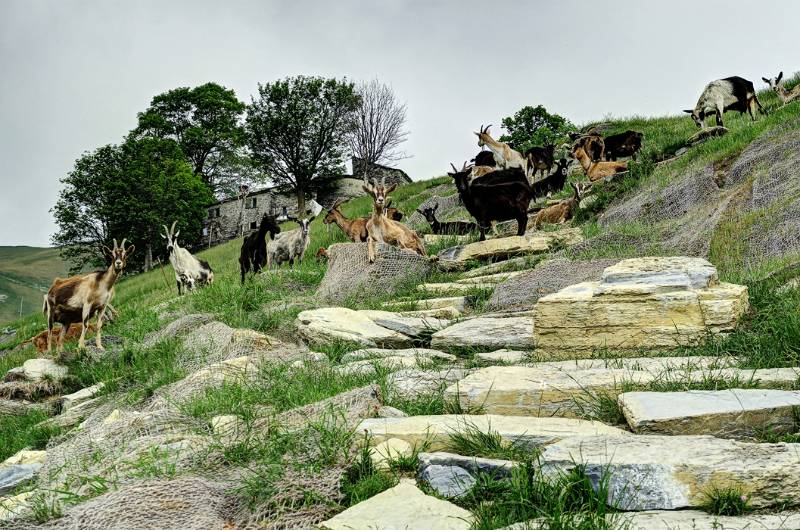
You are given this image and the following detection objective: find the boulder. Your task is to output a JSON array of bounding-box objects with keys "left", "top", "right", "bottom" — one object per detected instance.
[
  {"left": 296, "top": 308, "right": 413, "bottom": 348},
  {"left": 619, "top": 389, "right": 800, "bottom": 438},
  {"left": 320, "top": 479, "right": 473, "bottom": 530},
  {"left": 419, "top": 465, "right": 475, "bottom": 498},
  {"left": 444, "top": 357, "right": 796, "bottom": 417},
  {"left": 0, "top": 464, "right": 41, "bottom": 494},
  {"left": 540, "top": 434, "right": 800, "bottom": 510},
  {"left": 617, "top": 510, "right": 800, "bottom": 530},
  {"left": 534, "top": 257, "right": 749, "bottom": 356},
  {"left": 431, "top": 317, "right": 535, "bottom": 350},
  {"left": 386, "top": 368, "right": 471, "bottom": 401},
  {"left": 456, "top": 271, "right": 525, "bottom": 284},
  {"left": 376, "top": 405, "right": 408, "bottom": 418},
  {"left": 358, "top": 414, "right": 628, "bottom": 451},
  {"left": 487, "top": 258, "right": 617, "bottom": 311},
  {"left": 61, "top": 382, "right": 104, "bottom": 411},
  {"left": 4, "top": 358, "right": 67, "bottom": 382},
  {"left": 418, "top": 451, "right": 516, "bottom": 478},
  {"left": 0, "top": 491, "right": 33, "bottom": 522},
  {"left": 687, "top": 125, "right": 728, "bottom": 146},
  {"left": 210, "top": 415, "right": 246, "bottom": 446},
  {"left": 437, "top": 228, "right": 583, "bottom": 271},
  {"left": 358, "top": 311, "right": 452, "bottom": 339},
  {"left": 461, "top": 257, "right": 533, "bottom": 278}
]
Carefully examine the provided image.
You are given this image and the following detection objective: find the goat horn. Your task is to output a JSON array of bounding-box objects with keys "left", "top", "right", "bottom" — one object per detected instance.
[
  {"left": 120, "top": 238, "right": 127, "bottom": 249},
  {"left": 112, "top": 238, "right": 118, "bottom": 250},
  {"left": 450, "top": 163, "right": 458, "bottom": 173},
  {"left": 170, "top": 220, "right": 177, "bottom": 234},
  {"left": 162, "top": 224, "right": 169, "bottom": 235}
]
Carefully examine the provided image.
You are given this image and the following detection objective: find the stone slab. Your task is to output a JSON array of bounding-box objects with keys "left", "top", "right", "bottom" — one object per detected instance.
[{"left": 431, "top": 317, "right": 535, "bottom": 350}]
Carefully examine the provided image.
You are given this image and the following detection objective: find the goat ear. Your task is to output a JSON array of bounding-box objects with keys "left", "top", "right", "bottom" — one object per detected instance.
[
  {"left": 362, "top": 185, "right": 371, "bottom": 195},
  {"left": 386, "top": 183, "right": 397, "bottom": 194},
  {"left": 102, "top": 245, "right": 113, "bottom": 256},
  {"left": 125, "top": 245, "right": 135, "bottom": 256},
  {"left": 683, "top": 109, "right": 693, "bottom": 114},
  {"left": 762, "top": 77, "right": 770, "bottom": 84},
  {"left": 778, "top": 71, "right": 784, "bottom": 82}
]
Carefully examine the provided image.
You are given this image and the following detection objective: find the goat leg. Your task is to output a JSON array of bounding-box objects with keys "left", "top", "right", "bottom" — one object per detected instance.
[
  {"left": 95, "top": 306, "right": 106, "bottom": 350},
  {"left": 367, "top": 236, "right": 376, "bottom": 263}
]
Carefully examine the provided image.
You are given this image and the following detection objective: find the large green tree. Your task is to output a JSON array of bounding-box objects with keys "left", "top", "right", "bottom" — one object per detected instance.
[
  {"left": 245, "top": 76, "right": 360, "bottom": 213},
  {"left": 133, "top": 82, "right": 247, "bottom": 193},
  {"left": 499, "top": 105, "right": 576, "bottom": 153},
  {"left": 52, "top": 138, "right": 211, "bottom": 273}
]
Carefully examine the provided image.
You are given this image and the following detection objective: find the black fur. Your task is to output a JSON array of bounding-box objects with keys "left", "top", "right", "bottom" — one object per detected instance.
[
  {"left": 417, "top": 204, "right": 477, "bottom": 235},
  {"left": 602, "top": 131, "right": 643, "bottom": 161},
  {"left": 525, "top": 144, "right": 555, "bottom": 177},
  {"left": 531, "top": 158, "right": 569, "bottom": 197},
  {"left": 471, "top": 151, "right": 497, "bottom": 167},
  {"left": 239, "top": 213, "right": 281, "bottom": 283}
]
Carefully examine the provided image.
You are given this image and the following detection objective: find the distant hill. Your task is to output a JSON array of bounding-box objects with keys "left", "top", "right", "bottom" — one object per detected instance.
[{"left": 0, "top": 247, "right": 73, "bottom": 326}]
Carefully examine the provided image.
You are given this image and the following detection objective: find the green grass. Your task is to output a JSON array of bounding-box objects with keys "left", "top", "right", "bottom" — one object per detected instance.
[
  {"left": 700, "top": 483, "right": 751, "bottom": 516},
  {"left": 0, "top": 410, "right": 62, "bottom": 461}
]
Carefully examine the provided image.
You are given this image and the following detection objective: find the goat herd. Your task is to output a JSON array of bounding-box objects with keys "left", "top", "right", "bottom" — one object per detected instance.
[{"left": 38, "top": 72, "right": 796, "bottom": 353}]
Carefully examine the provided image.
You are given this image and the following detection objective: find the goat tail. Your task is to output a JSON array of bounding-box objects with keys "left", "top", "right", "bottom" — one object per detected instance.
[{"left": 42, "top": 294, "right": 49, "bottom": 315}]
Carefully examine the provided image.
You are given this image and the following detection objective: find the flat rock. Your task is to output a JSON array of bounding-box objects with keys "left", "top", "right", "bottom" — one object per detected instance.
[
  {"left": 342, "top": 348, "right": 456, "bottom": 363},
  {"left": 423, "top": 234, "right": 471, "bottom": 245},
  {"left": 370, "top": 438, "right": 413, "bottom": 470},
  {"left": 419, "top": 465, "right": 475, "bottom": 498},
  {"left": 337, "top": 355, "right": 446, "bottom": 376},
  {"left": 444, "top": 356, "right": 772, "bottom": 417},
  {"left": 296, "top": 307, "right": 413, "bottom": 348},
  {"left": 418, "top": 451, "right": 516, "bottom": 478},
  {"left": 358, "top": 414, "right": 628, "bottom": 451},
  {"left": 359, "top": 310, "right": 452, "bottom": 338},
  {"left": 0, "top": 491, "right": 33, "bottom": 522},
  {"left": 1, "top": 450, "right": 46, "bottom": 468},
  {"left": 437, "top": 229, "right": 584, "bottom": 271},
  {"left": 461, "top": 257, "right": 533, "bottom": 278},
  {"left": 431, "top": 317, "right": 535, "bottom": 350},
  {"left": 456, "top": 271, "right": 525, "bottom": 284},
  {"left": 475, "top": 349, "right": 528, "bottom": 364},
  {"left": 377, "top": 405, "right": 408, "bottom": 418},
  {"left": 4, "top": 358, "right": 68, "bottom": 382},
  {"left": 619, "top": 389, "right": 800, "bottom": 438},
  {"left": 0, "top": 464, "right": 41, "bottom": 494},
  {"left": 540, "top": 434, "right": 800, "bottom": 510},
  {"left": 687, "top": 125, "right": 728, "bottom": 146},
  {"left": 383, "top": 296, "right": 469, "bottom": 312},
  {"left": 320, "top": 479, "right": 473, "bottom": 530},
  {"left": 618, "top": 510, "right": 800, "bottom": 530},
  {"left": 387, "top": 368, "right": 471, "bottom": 401},
  {"left": 417, "top": 282, "right": 494, "bottom": 295},
  {"left": 534, "top": 257, "right": 749, "bottom": 355},
  {"left": 396, "top": 307, "right": 463, "bottom": 319},
  {"left": 61, "top": 382, "right": 104, "bottom": 411}
]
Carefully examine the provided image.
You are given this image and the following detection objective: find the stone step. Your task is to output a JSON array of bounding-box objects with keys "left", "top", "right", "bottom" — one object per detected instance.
[
  {"left": 534, "top": 257, "right": 749, "bottom": 356},
  {"left": 461, "top": 256, "right": 532, "bottom": 278},
  {"left": 296, "top": 308, "right": 414, "bottom": 348},
  {"left": 418, "top": 451, "right": 516, "bottom": 478},
  {"left": 357, "top": 311, "right": 452, "bottom": 338},
  {"left": 417, "top": 282, "right": 494, "bottom": 295},
  {"left": 342, "top": 348, "right": 457, "bottom": 364},
  {"left": 357, "top": 414, "right": 628, "bottom": 451},
  {"left": 444, "top": 357, "right": 799, "bottom": 417},
  {"left": 475, "top": 349, "right": 529, "bottom": 364},
  {"left": 383, "top": 296, "right": 469, "bottom": 312},
  {"left": 386, "top": 367, "right": 471, "bottom": 401},
  {"left": 619, "top": 389, "right": 800, "bottom": 438},
  {"left": 430, "top": 316, "right": 535, "bottom": 350},
  {"left": 320, "top": 479, "right": 473, "bottom": 530},
  {"left": 539, "top": 434, "right": 800, "bottom": 510},
  {"left": 455, "top": 270, "right": 525, "bottom": 285},
  {"left": 436, "top": 228, "right": 584, "bottom": 271}
]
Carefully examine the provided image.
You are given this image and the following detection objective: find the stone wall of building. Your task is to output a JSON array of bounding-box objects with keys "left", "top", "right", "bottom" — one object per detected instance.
[
  {"left": 205, "top": 190, "right": 297, "bottom": 245},
  {"left": 352, "top": 157, "right": 412, "bottom": 187}
]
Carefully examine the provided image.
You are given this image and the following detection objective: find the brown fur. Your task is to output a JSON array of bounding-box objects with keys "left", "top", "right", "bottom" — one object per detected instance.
[
  {"left": 323, "top": 199, "right": 402, "bottom": 242},
  {"left": 571, "top": 145, "right": 627, "bottom": 182},
  {"left": 530, "top": 182, "right": 586, "bottom": 229},
  {"left": 474, "top": 125, "right": 528, "bottom": 177},
  {"left": 362, "top": 179, "right": 426, "bottom": 263},
  {"left": 315, "top": 247, "right": 329, "bottom": 262},
  {"left": 24, "top": 323, "right": 97, "bottom": 353},
  {"left": 470, "top": 165, "right": 497, "bottom": 180}
]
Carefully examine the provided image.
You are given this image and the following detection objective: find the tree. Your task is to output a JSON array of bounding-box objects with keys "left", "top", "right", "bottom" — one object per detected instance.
[
  {"left": 133, "top": 82, "right": 247, "bottom": 193},
  {"left": 499, "top": 105, "right": 576, "bottom": 153},
  {"left": 51, "top": 138, "right": 211, "bottom": 273},
  {"left": 245, "top": 76, "right": 360, "bottom": 214},
  {"left": 346, "top": 79, "right": 409, "bottom": 179}
]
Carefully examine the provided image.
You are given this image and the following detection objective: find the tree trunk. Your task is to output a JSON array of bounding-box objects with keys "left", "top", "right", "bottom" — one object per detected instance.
[
  {"left": 144, "top": 243, "right": 153, "bottom": 271},
  {"left": 296, "top": 188, "right": 306, "bottom": 218}
]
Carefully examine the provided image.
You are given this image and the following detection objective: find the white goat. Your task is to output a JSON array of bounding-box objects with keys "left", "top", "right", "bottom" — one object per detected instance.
[
  {"left": 762, "top": 71, "right": 800, "bottom": 107},
  {"left": 684, "top": 76, "right": 765, "bottom": 128},
  {"left": 162, "top": 221, "right": 214, "bottom": 294},
  {"left": 266, "top": 216, "right": 314, "bottom": 268}
]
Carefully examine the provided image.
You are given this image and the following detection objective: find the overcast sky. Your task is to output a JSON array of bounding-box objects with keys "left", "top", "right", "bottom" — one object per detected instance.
[{"left": 0, "top": 0, "right": 797, "bottom": 247}]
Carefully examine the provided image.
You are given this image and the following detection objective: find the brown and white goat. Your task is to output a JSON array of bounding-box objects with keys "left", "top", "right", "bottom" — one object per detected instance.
[
  {"left": 323, "top": 198, "right": 403, "bottom": 242},
  {"left": 362, "top": 178, "right": 426, "bottom": 263},
  {"left": 529, "top": 182, "right": 586, "bottom": 229},
  {"left": 44, "top": 239, "right": 133, "bottom": 353},
  {"left": 571, "top": 143, "right": 627, "bottom": 182},
  {"left": 474, "top": 125, "right": 528, "bottom": 177},
  {"left": 762, "top": 72, "right": 800, "bottom": 107}
]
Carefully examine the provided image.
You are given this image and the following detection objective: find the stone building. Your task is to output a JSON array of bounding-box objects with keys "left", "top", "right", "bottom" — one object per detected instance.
[
  {"left": 316, "top": 158, "right": 413, "bottom": 206},
  {"left": 204, "top": 187, "right": 297, "bottom": 246},
  {"left": 352, "top": 157, "right": 412, "bottom": 187}
]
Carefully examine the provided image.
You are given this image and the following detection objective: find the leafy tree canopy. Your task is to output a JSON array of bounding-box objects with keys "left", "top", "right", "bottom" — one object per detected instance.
[
  {"left": 499, "top": 104, "right": 576, "bottom": 153},
  {"left": 245, "top": 76, "right": 360, "bottom": 213},
  {"left": 51, "top": 138, "right": 211, "bottom": 273}
]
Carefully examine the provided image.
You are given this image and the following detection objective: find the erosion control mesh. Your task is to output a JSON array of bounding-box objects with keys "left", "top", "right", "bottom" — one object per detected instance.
[{"left": 316, "top": 242, "right": 431, "bottom": 304}]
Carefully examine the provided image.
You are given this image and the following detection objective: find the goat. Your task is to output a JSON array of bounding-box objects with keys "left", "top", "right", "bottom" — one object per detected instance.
[
  {"left": 470, "top": 165, "right": 497, "bottom": 180},
  {"left": 363, "top": 177, "right": 426, "bottom": 263},
  {"left": 44, "top": 238, "right": 133, "bottom": 354},
  {"left": 471, "top": 150, "right": 497, "bottom": 167},
  {"left": 162, "top": 221, "right": 213, "bottom": 293},
  {"left": 525, "top": 144, "right": 555, "bottom": 178},
  {"left": 474, "top": 125, "right": 528, "bottom": 177},
  {"left": 323, "top": 199, "right": 402, "bottom": 242},
  {"left": 531, "top": 158, "right": 569, "bottom": 198},
  {"left": 530, "top": 182, "right": 586, "bottom": 229},
  {"left": 266, "top": 216, "right": 315, "bottom": 268},
  {"left": 416, "top": 202, "right": 477, "bottom": 235},
  {"left": 762, "top": 71, "right": 800, "bottom": 107},
  {"left": 315, "top": 247, "right": 329, "bottom": 262},
  {"left": 571, "top": 143, "right": 627, "bottom": 182},
  {"left": 684, "top": 76, "right": 765, "bottom": 128},
  {"left": 239, "top": 213, "right": 281, "bottom": 283},
  {"left": 24, "top": 323, "right": 97, "bottom": 353},
  {"left": 601, "top": 131, "right": 643, "bottom": 161},
  {"left": 449, "top": 162, "right": 532, "bottom": 241}
]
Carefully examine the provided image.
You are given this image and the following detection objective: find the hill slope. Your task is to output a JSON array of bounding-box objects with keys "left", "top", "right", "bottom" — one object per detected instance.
[{"left": 0, "top": 247, "right": 72, "bottom": 325}]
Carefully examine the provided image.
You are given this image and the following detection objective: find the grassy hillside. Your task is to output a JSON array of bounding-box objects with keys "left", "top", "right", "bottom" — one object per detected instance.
[
  {"left": 0, "top": 247, "right": 73, "bottom": 326},
  {"left": 2, "top": 78, "right": 800, "bottom": 527}
]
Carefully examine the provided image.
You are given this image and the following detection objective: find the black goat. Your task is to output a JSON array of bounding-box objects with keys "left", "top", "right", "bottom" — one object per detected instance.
[
  {"left": 525, "top": 144, "right": 555, "bottom": 178},
  {"left": 602, "top": 131, "right": 644, "bottom": 161},
  {"left": 239, "top": 213, "right": 281, "bottom": 283},
  {"left": 417, "top": 202, "right": 477, "bottom": 235},
  {"left": 449, "top": 162, "right": 532, "bottom": 241},
  {"left": 532, "top": 158, "right": 569, "bottom": 198},
  {"left": 471, "top": 150, "right": 497, "bottom": 167}
]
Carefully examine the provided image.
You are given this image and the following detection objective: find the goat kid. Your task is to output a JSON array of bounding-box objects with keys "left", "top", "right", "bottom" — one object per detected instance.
[
  {"left": 684, "top": 76, "right": 765, "bottom": 128},
  {"left": 363, "top": 177, "right": 426, "bottom": 263},
  {"left": 44, "top": 238, "right": 133, "bottom": 354},
  {"left": 531, "top": 158, "right": 569, "bottom": 198},
  {"left": 474, "top": 125, "right": 529, "bottom": 177},
  {"left": 571, "top": 144, "right": 627, "bottom": 182},
  {"left": 530, "top": 182, "right": 586, "bottom": 229},
  {"left": 417, "top": 202, "right": 477, "bottom": 235},
  {"left": 162, "top": 221, "right": 214, "bottom": 293},
  {"left": 239, "top": 213, "right": 281, "bottom": 283},
  {"left": 762, "top": 71, "right": 800, "bottom": 107}
]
